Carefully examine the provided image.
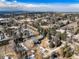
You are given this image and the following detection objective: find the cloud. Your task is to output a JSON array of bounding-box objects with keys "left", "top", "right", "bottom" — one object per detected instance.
[
  {"left": 0, "top": 0, "right": 6, "bottom": 2},
  {"left": 0, "top": 1, "right": 79, "bottom": 12},
  {"left": 20, "top": 3, "right": 79, "bottom": 12}
]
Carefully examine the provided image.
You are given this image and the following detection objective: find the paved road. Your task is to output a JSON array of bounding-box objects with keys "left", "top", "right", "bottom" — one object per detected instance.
[{"left": 60, "top": 22, "right": 77, "bottom": 29}]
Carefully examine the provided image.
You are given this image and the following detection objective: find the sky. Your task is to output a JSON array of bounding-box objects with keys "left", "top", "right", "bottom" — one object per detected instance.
[
  {"left": 0, "top": 0, "right": 79, "bottom": 12},
  {"left": 5, "top": 0, "right": 79, "bottom": 3}
]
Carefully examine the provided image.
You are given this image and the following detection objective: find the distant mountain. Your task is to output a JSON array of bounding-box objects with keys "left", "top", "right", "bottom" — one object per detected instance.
[
  {"left": 0, "top": 10, "right": 79, "bottom": 15},
  {"left": 0, "top": 10, "right": 52, "bottom": 14},
  {"left": 0, "top": 10, "right": 29, "bottom": 14}
]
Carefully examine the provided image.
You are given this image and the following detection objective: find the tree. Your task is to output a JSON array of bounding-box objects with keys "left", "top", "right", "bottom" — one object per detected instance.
[
  {"left": 50, "top": 28, "right": 56, "bottom": 36},
  {"left": 47, "top": 28, "right": 56, "bottom": 38},
  {"left": 56, "top": 31, "right": 67, "bottom": 41},
  {"left": 62, "top": 44, "right": 74, "bottom": 58},
  {"left": 49, "top": 36, "right": 62, "bottom": 48},
  {"left": 49, "top": 41, "right": 55, "bottom": 48},
  {"left": 42, "top": 29, "right": 47, "bottom": 37},
  {"left": 47, "top": 28, "right": 52, "bottom": 41},
  {"left": 75, "top": 28, "right": 79, "bottom": 34}
]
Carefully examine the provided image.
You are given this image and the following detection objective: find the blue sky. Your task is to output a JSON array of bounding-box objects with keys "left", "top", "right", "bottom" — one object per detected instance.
[
  {"left": 0, "top": 0, "right": 79, "bottom": 12},
  {"left": 6, "top": 0, "right": 79, "bottom": 3}
]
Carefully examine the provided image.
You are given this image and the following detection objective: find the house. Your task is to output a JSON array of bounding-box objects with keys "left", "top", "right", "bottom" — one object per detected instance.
[
  {"left": 14, "top": 43, "right": 29, "bottom": 53},
  {"left": 56, "top": 29, "right": 65, "bottom": 33},
  {"left": 0, "top": 31, "right": 10, "bottom": 45},
  {"left": 50, "top": 52, "right": 59, "bottom": 59},
  {"left": 3, "top": 55, "right": 13, "bottom": 59}
]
